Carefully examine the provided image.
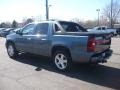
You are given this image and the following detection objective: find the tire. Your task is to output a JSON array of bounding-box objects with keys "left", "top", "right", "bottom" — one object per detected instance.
[
  {"left": 53, "top": 50, "right": 72, "bottom": 71},
  {"left": 7, "top": 43, "right": 18, "bottom": 58}
]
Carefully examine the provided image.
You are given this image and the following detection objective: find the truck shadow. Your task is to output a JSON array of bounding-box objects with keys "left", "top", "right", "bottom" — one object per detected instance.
[{"left": 14, "top": 53, "right": 120, "bottom": 90}]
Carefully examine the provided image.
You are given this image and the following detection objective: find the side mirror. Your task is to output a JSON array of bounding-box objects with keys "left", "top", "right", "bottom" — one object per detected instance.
[{"left": 16, "top": 30, "right": 22, "bottom": 35}]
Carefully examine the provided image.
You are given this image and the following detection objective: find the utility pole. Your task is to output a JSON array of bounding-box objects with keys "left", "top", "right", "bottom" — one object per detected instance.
[
  {"left": 96, "top": 9, "right": 100, "bottom": 26},
  {"left": 46, "top": 0, "right": 49, "bottom": 20},
  {"left": 111, "top": 0, "right": 113, "bottom": 28}
]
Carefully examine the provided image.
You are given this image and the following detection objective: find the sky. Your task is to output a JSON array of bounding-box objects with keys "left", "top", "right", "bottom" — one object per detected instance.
[{"left": 0, "top": 0, "right": 115, "bottom": 22}]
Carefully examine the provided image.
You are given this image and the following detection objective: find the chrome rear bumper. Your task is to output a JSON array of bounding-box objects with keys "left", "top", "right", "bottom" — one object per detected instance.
[{"left": 90, "top": 49, "right": 113, "bottom": 63}]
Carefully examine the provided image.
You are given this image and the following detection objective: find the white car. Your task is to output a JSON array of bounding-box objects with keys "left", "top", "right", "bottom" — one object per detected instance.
[{"left": 88, "top": 26, "right": 117, "bottom": 36}]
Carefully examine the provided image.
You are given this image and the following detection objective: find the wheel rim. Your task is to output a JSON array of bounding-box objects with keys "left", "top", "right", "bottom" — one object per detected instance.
[
  {"left": 7, "top": 45, "right": 14, "bottom": 57},
  {"left": 55, "top": 54, "right": 68, "bottom": 70}
]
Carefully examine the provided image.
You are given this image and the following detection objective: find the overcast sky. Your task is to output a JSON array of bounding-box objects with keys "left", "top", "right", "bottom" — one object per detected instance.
[{"left": 0, "top": 0, "right": 116, "bottom": 22}]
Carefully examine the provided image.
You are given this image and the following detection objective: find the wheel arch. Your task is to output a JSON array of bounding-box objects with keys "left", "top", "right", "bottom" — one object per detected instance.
[
  {"left": 51, "top": 45, "right": 71, "bottom": 57},
  {"left": 6, "top": 40, "right": 15, "bottom": 47}
]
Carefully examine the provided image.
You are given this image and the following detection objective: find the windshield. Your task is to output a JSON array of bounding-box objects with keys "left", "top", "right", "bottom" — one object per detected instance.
[{"left": 59, "top": 21, "right": 87, "bottom": 32}]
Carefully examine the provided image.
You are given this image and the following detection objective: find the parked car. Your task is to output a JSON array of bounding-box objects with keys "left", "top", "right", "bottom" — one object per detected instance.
[
  {"left": 116, "top": 28, "right": 120, "bottom": 35},
  {"left": 6, "top": 21, "right": 112, "bottom": 71},
  {"left": 9, "top": 28, "right": 21, "bottom": 34},
  {"left": 88, "top": 26, "right": 117, "bottom": 36},
  {"left": 0, "top": 28, "right": 6, "bottom": 37},
  {"left": 0, "top": 28, "right": 14, "bottom": 37},
  {"left": 0, "top": 28, "right": 5, "bottom": 31}
]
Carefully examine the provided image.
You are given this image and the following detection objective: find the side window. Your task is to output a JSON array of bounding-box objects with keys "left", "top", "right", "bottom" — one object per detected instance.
[
  {"left": 22, "top": 24, "right": 35, "bottom": 35},
  {"left": 102, "top": 27, "right": 106, "bottom": 30},
  {"left": 35, "top": 23, "right": 49, "bottom": 35},
  {"left": 55, "top": 24, "right": 61, "bottom": 32},
  {"left": 98, "top": 27, "right": 101, "bottom": 30}
]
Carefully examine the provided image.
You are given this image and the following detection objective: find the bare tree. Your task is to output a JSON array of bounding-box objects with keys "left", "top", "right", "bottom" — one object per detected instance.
[
  {"left": 0, "top": 22, "right": 11, "bottom": 28},
  {"left": 22, "top": 18, "right": 34, "bottom": 26},
  {"left": 71, "top": 18, "right": 98, "bottom": 29},
  {"left": 103, "top": 0, "right": 120, "bottom": 26},
  {"left": 83, "top": 20, "right": 98, "bottom": 29},
  {"left": 12, "top": 20, "right": 18, "bottom": 28}
]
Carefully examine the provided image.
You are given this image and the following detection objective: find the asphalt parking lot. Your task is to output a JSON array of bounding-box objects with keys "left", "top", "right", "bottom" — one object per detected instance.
[{"left": 0, "top": 37, "right": 120, "bottom": 90}]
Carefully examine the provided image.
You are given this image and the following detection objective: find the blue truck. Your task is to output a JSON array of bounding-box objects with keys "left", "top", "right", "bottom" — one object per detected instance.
[{"left": 6, "top": 20, "right": 112, "bottom": 71}]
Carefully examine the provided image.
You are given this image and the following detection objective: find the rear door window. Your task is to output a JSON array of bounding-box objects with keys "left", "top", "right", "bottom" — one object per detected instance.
[{"left": 34, "top": 23, "right": 49, "bottom": 35}]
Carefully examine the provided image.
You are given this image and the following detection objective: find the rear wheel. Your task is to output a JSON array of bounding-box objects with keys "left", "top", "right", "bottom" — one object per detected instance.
[
  {"left": 53, "top": 50, "right": 72, "bottom": 71},
  {"left": 7, "top": 43, "right": 18, "bottom": 58}
]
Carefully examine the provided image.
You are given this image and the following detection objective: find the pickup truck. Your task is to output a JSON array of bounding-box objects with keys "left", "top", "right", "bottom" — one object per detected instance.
[
  {"left": 6, "top": 21, "right": 112, "bottom": 71},
  {"left": 88, "top": 26, "right": 117, "bottom": 36}
]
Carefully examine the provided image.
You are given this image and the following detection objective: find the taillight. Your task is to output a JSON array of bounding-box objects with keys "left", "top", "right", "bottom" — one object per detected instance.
[{"left": 87, "top": 37, "right": 96, "bottom": 52}]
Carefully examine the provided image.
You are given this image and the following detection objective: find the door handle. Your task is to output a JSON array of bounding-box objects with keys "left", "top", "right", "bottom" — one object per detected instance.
[
  {"left": 27, "top": 38, "right": 32, "bottom": 40},
  {"left": 41, "top": 39, "right": 46, "bottom": 41}
]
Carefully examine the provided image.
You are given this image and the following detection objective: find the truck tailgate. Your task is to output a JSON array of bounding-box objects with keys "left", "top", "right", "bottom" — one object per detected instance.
[
  {"left": 94, "top": 34, "right": 111, "bottom": 53},
  {"left": 64, "top": 32, "right": 111, "bottom": 53}
]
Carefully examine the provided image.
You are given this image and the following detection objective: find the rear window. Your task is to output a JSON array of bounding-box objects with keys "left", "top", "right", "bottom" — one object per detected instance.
[{"left": 59, "top": 21, "right": 86, "bottom": 32}]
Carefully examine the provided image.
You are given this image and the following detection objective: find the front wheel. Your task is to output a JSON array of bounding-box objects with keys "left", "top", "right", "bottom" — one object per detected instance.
[
  {"left": 7, "top": 43, "right": 18, "bottom": 58},
  {"left": 53, "top": 50, "right": 72, "bottom": 71}
]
